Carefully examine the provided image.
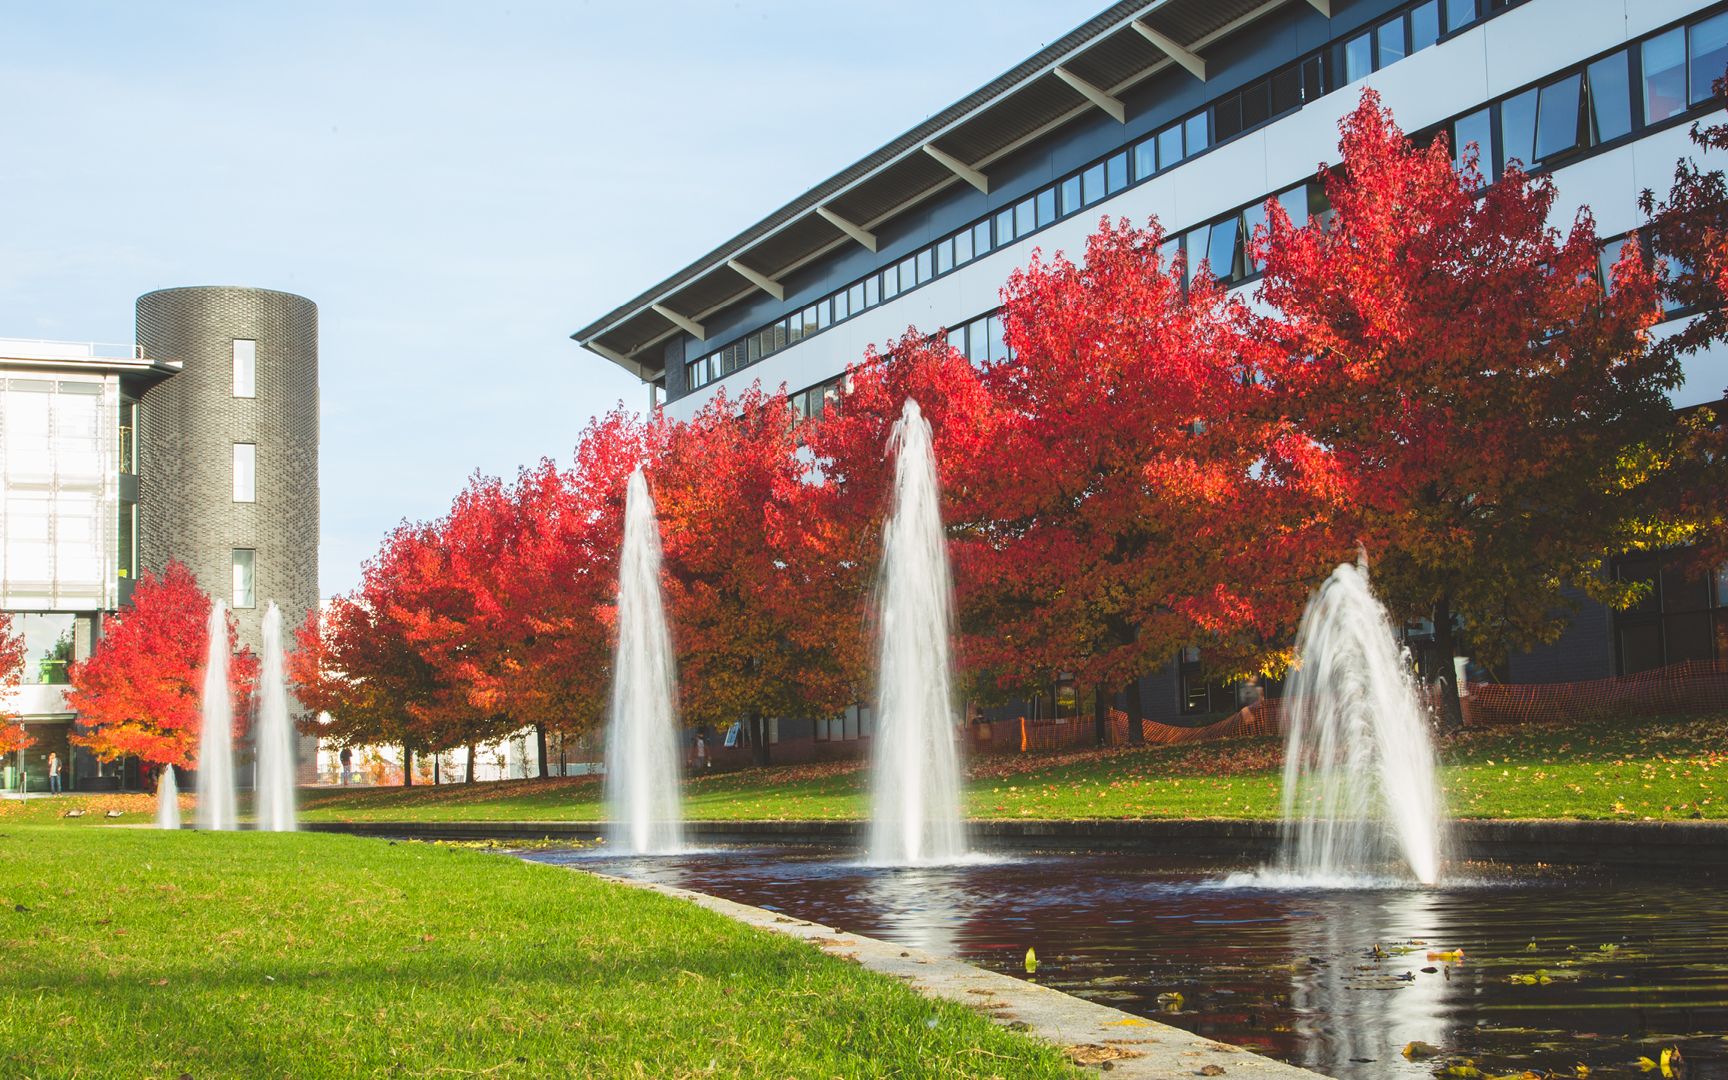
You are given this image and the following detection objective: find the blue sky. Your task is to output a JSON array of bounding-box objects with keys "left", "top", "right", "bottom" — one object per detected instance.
[{"left": 0, "top": 1, "right": 1102, "bottom": 598}]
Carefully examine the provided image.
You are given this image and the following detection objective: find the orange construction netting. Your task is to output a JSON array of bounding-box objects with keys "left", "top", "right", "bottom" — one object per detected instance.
[{"left": 974, "top": 658, "right": 1728, "bottom": 753}]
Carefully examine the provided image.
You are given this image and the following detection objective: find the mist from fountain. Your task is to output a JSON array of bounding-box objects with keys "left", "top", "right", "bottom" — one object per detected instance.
[
  {"left": 1278, "top": 560, "right": 1448, "bottom": 886},
  {"left": 868, "top": 399, "right": 966, "bottom": 866},
  {"left": 604, "top": 467, "right": 685, "bottom": 855},
  {"left": 156, "top": 765, "right": 181, "bottom": 830},
  {"left": 195, "top": 599, "right": 238, "bottom": 831},
  {"left": 255, "top": 602, "right": 298, "bottom": 832}
]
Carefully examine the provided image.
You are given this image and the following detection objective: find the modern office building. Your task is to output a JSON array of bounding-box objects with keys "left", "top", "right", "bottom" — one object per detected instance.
[
  {"left": 0, "top": 337, "right": 180, "bottom": 787},
  {"left": 136, "top": 286, "right": 321, "bottom": 782},
  {"left": 577, "top": 0, "right": 1728, "bottom": 728}
]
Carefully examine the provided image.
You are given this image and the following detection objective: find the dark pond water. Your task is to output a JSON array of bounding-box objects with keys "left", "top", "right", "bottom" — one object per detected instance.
[{"left": 523, "top": 846, "right": 1728, "bottom": 1079}]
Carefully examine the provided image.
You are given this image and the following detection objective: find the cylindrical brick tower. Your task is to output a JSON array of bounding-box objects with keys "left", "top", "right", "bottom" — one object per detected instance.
[{"left": 135, "top": 286, "right": 320, "bottom": 781}]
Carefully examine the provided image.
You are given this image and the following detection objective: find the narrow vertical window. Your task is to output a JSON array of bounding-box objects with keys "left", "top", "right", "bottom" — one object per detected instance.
[
  {"left": 1644, "top": 28, "right": 1688, "bottom": 124},
  {"left": 232, "top": 339, "right": 256, "bottom": 398},
  {"left": 232, "top": 549, "right": 256, "bottom": 609},
  {"left": 233, "top": 443, "right": 256, "bottom": 502},
  {"left": 1690, "top": 12, "right": 1728, "bottom": 106}
]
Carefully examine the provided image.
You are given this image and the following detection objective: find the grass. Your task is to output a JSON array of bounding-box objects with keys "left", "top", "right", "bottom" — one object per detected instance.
[
  {"left": 0, "top": 826, "right": 1079, "bottom": 1078},
  {"left": 12, "top": 714, "right": 1723, "bottom": 828}
]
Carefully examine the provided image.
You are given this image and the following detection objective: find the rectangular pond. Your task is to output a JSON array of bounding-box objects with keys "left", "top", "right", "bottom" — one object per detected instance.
[{"left": 524, "top": 846, "right": 1728, "bottom": 1079}]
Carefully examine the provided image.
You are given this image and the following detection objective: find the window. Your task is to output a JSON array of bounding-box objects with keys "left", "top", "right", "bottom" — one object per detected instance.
[
  {"left": 1343, "top": 33, "right": 1373, "bottom": 84},
  {"left": 1081, "top": 162, "right": 1105, "bottom": 205},
  {"left": 1243, "top": 200, "right": 1270, "bottom": 275},
  {"left": 232, "top": 339, "right": 256, "bottom": 398},
  {"left": 1453, "top": 107, "right": 1493, "bottom": 173},
  {"left": 1183, "top": 113, "right": 1209, "bottom": 155},
  {"left": 954, "top": 227, "right": 974, "bottom": 264},
  {"left": 1500, "top": 87, "right": 1538, "bottom": 168},
  {"left": 1598, "top": 235, "right": 1631, "bottom": 291},
  {"left": 899, "top": 255, "right": 918, "bottom": 289},
  {"left": 972, "top": 220, "right": 991, "bottom": 257},
  {"left": 915, "top": 248, "right": 933, "bottom": 282},
  {"left": 1586, "top": 51, "right": 1632, "bottom": 144},
  {"left": 1157, "top": 125, "right": 1183, "bottom": 170},
  {"left": 1105, "top": 151, "right": 1129, "bottom": 193},
  {"left": 847, "top": 282, "right": 864, "bottom": 314},
  {"left": 1133, "top": 137, "right": 1157, "bottom": 180},
  {"left": 232, "top": 443, "right": 256, "bottom": 502},
  {"left": 1377, "top": 17, "right": 1407, "bottom": 68},
  {"left": 1411, "top": 1, "right": 1440, "bottom": 51},
  {"left": 1213, "top": 94, "right": 1243, "bottom": 142},
  {"left": 1059, "top": 174, "right": 1083, "bottom": 214},
  {"left": 232, "top": 549, "right": 256, "bottom": 609},
  {"left": 1270, "top": 66, "right": 1301, "bottom": 117},
  {"left": 881, "top": 265, "right": 899, "bottom": 301},
  {"left": 1208, "top": 216, "right": 1242, "bottom": 281},
  {"left": 1644, "top": 28, "right": 1687, "bottom": 123},
  {"left": 1277, "top": 184, "right": 1308, "bottom": 228},
  {"left": 118, "top": 501, "right": 135, "bottom": 581},
  {"left": 1613, "top": 551, "right": 1728, "bottom": 673},
  {"left": 1690, "top": 11, "right": 1728, "bottom": 106},
  {"left": 832, "top": 289, "right": 850, "bottom": 322},
  {"left": 1534, "top": 73, "right": 1584, "bottom": 161},
  {"left": 1035, "top": 186, "right": 1057, "bottom": 228},
  {"left": 1443, "top": 0, "right": 1475, "bottom": 34},
  {"left": 1014, "top": 198, "right": 1035, "bottom": 239},
  {"left": 14, "top": 613, "right": 74, "bottom": 685},
  {"left": 1184, "top": 225, "right": 1209, "bottom": 284},
  {"left": 864, "top": 274, "right": 880, "bottom": 306}
]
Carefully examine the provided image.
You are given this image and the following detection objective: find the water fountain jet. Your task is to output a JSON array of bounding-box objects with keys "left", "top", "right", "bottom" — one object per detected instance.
[
  {"left": 868, "top": 399, "right": 966, "bottom": 866},
  {"left": 1278, "top": 559, "right": 1448, "bottom": 885},
  {"left": 156, "top": 766, "right": 181, "bottom": 830},
  {"left": 604, "top": 467, "right": 685, "bottom": 854},
  {"left": 255, "top": 602, "right": 298, "bottom": 831},
  {"left": 195, "top": 599, "right": 238, "bottom": 831}
]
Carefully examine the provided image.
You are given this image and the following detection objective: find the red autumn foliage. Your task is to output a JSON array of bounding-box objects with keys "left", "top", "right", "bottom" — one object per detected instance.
[
  {"left": 67, "top": 562, "right": 257, "bottom": 768},
  {"left": 962, "top": 220, "right": 1342, "bottom": 738},
  {"left": 654, "top": 385, "right": 852, "bottom": 761},
  {"left": 0, "top": 613, "right": 23, "bottom": 728},
  {"left": 1256, "top": 90, "right": 1701, "bottom": 723}
]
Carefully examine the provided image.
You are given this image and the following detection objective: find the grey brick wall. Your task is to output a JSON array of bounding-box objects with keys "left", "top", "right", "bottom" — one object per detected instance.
[{"left": 135, "top": 287, "right": 320, "bottom": 782}]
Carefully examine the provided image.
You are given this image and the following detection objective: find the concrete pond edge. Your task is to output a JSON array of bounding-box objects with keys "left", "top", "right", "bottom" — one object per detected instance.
[{"left": 573, "top": 864, "right": 1325, "bottom": 1078}]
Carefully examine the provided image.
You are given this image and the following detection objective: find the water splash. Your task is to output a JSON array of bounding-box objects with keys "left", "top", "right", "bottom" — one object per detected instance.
[
  {"left": 1278, "top": 560, "right": 1448, "bottom": 885},
  {"left": 156, "top": 766, "right": 181, "bottom": 830},
  {"left": 195, "top": 599, "right": 238, "bottom": 831},
  {"left": 254, "top": 602, "right": 298, "bottom": 832},
  {"left": 604, "top": 467, "right": 685, "bottom": 855},
  {"left": 868, "top": 399, "right": 966, "bottom": 866}
]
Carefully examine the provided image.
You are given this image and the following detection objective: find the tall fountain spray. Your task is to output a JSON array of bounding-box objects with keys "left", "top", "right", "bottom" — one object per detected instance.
[
  {"left": 1279, "top": 560, "right": 1448, "bottom": 885},
  {"left": 156, "top": 766, "right": 181, "bottom": 830},
  {"left": 255, "top": 602, "right": 298, "bottom": 832},
  {"left": 195, "top": 599, "right": 238, "bottom": 831},
  {"left": 604, "top": 467, "right": 685, "bottom": 854},
  {"left": 868, "top": 399, "right": 966, "bottom": 866}
]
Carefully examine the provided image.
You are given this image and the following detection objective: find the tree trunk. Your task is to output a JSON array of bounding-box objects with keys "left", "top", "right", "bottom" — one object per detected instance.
[
  {"left": 1093, "top": 687, "right": 1109, "bottom": 747},
  {"left": 1433, "top": 596, "right": 1465, "bottom": 733},
  {"left": 750, "top": 712, "right": 770, "bottom": 767},
  {"left": 465, "top": 743, "right": 476, "bottom": 783},
  {"left": 403, "top": 746, "right": 413, "bottom": 787},
  {"left": 433, "top": 755, "right": 440, "bottom": 785},
  {"left": 535, "top": 723, "right": 549, "bottom": 778},
  {"left": 1123, "top": 678, "right": 1145, "bottom": 744}
]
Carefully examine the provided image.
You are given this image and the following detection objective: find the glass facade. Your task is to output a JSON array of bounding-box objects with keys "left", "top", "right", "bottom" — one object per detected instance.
[{"left": 0, "top": 374, "right": 120, "bottom": 609}]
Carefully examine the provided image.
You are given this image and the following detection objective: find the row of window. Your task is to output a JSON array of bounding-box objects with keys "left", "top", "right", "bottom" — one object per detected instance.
[
  {"left": 1614, "top": 553, "right": 1728, "bottom": 673},
  {"left": 685, "top": 0, "right": 1532, "bottom": 393}
]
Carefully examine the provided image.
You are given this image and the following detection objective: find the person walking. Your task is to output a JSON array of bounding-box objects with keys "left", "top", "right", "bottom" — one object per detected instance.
[
  {"left": 46, "top": 752, "right": 61, "bottom": 795},
  {"left": 339, "top": 747, "right": 353, "bottom": 786}
]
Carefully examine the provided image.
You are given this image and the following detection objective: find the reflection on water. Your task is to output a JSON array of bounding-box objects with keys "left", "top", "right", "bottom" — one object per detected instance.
[{"left": 526, "top": 847, "right": 1728, "bottom": 1080}]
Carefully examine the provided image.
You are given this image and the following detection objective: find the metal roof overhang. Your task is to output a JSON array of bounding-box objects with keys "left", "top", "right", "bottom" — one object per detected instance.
[{"left": 574, "top": 0, "right": 1302, "bottom": 379}]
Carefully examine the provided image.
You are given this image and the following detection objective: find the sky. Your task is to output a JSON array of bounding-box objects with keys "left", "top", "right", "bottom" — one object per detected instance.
[{"left": 1, "top": 0, "right": 1103, "bottom": 599}]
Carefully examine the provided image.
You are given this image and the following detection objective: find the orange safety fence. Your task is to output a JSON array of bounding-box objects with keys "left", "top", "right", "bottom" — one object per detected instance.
[
  {"left": 1460, "top": 658, "right": 1728, "bottom": 727},
  {"left": 971, "top": 659, "right": 1728, "bottom": 754}
]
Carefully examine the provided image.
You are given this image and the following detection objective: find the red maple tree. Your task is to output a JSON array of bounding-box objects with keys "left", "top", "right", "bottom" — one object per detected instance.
[
  {"left": 963, "top": 220, "right": 1341, "bottom": 741},
  {"left": 68, "top": 561, "right": 257, "bottom": 768},
  {"left": 1257, "top": 90, "right": 1686, "bottom": 725},
  {"left": 653, "top": 385, "right": 852, "bottom": 762}
]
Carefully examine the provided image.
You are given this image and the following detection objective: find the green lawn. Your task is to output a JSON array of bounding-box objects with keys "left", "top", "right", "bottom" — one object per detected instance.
[
  {"left": 0, "top": 826, "right": 1077, "bottom": 1078},
  {"left": 286, "top": 714, "right": 1725, "bottom": 824},
  {"left": 11, "top": 714, "right": 1722, "bottom": 829}
]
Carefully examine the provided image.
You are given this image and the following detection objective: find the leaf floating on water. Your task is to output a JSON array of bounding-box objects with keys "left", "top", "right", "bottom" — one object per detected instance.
[
  {"left": 1427, "top": 949, "right": 1465, "bottom": 962},
  {"left": 1402, "top": 1041, "right": 1442, "bottom": 1060},
  {"left": 1024, "top": 947, "right": 1037, "bottom": 974}
]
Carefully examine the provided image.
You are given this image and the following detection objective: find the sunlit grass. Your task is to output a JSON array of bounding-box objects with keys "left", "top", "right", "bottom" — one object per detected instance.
[{"left": 0, "top": 826, "right": 1077, "bottom": 1078}]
